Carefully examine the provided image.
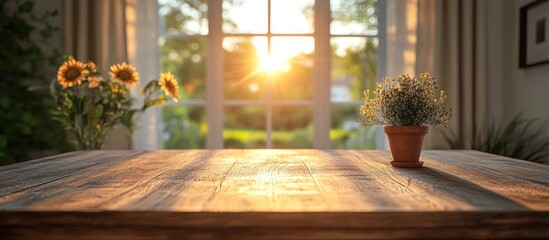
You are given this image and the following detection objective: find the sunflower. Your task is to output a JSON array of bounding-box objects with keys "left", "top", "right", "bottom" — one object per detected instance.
[
  {"left": 109, "top": 82, "right": 125, "bottom": 94},
  {"left": 87, "top": 75, "right": 103, "bottom": 89},
  {"left": 159, "top": 71, "right": 180, "bottom": 102},
  {"left": 86, "top": 61, "right": 97, "bottom": 73},
  {"left": 57, "top": 58, "right": 88, "bottom": 88},
  {"left": 110, "top": 62, "right": 139, "bottom": 87}
]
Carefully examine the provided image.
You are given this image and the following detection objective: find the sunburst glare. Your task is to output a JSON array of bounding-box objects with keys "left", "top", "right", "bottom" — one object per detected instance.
[{"left": 258, "top": 53, "right": 290, "bottom": 74}]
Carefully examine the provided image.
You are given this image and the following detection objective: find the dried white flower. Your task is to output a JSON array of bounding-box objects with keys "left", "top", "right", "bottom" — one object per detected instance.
[{"left": 359, "top": 73, "right": 452, "bottom": 126}]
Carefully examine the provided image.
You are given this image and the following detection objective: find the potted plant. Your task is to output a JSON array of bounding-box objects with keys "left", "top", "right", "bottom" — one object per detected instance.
[
  {"left": 50, "top": 57, "right": 180, "bottom": 150},
  {"left": 359, "top": 73, "right": 451, "bottom": 168}
]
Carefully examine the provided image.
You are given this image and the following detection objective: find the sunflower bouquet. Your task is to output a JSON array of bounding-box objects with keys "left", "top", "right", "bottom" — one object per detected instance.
[{"left": 50, "top": 56, "right": 179, "bottom": 150}]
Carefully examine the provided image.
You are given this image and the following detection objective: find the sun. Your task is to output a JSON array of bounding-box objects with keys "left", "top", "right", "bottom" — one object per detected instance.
[{"left": 258, "top": 53, "right": 290, "bottom": 74}]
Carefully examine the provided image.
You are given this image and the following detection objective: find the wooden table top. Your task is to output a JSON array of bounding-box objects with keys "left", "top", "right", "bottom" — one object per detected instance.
[{"left": 1, "top": 149, "right": 548, "bottom": 239}]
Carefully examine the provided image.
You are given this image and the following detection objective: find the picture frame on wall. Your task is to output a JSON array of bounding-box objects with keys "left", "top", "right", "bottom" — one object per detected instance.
[{"left": 519, "top": 0, "right": 549, "bottom": 68}]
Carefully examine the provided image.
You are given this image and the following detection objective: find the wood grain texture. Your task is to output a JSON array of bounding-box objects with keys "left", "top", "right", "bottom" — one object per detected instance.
[{"left": 0, "top": 150, "right": 548, "bottom": 239}]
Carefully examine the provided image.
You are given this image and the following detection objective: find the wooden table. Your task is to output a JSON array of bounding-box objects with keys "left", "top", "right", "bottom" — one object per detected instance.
[{"left": 0, "top": 150, "right": 548, "bottom": 239}]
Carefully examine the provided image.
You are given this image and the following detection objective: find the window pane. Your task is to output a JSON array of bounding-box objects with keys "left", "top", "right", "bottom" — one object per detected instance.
[
  {"left": 272, "top": 106, "right": 313, "bottom": 148},
  {"left": 331, "top": 37, "right": 377, "bottom": 102},
  {"left": 223, "top": 37, "right": 267, "bottom": 99},
  {"left": 162, "top": 105, "right": 206, "bottom": 149},
  {"left": 224, "top": 106, "right": 266, "bottom": 148},
  {"left": 331, "top": 105, "right": 376, "bottom": 149},
  {"left": 271, "top": 0, "right": 314, "bottom": 33},
  {"left": 160, "top": 37, "right": 206, "bottom": 99},
  {"left": 158, "top": 0, "right": 208, "bottom": 35},
  {"left": 271, "top": 37, "right": 314, "bottom": 100},
  {"left": 223, "top": 0, "right": 267, "bottom": 34},
  {"left": 330, "top": 0, "right": 378, "bottom": 35}
]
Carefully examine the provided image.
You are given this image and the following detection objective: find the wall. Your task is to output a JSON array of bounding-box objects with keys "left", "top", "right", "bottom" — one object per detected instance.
[
  {"left": 20, "top": 0, "right": 63, "bottom": 78},
  {"left": 486, "top": 0, "right": 549, "bottom": 159},
  {"left": 26, "top": 0, "right": 64, "bottom": 159},
  {"left": 487, "top": 0, "right": 549, "bottom": 127},
  {"left": 508, "top": 0, "right": 549, "bottom": 122}
]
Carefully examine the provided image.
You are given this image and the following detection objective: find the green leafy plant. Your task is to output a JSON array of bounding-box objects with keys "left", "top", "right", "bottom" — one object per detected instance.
[
  {"left": 50, "top": 57, "right": 180, "bottom": 150},
  {"left": 359, "top": 73, "right": 452, "bottom": 126},
  {"left": 444, "top": 114, "right": 549, "bottom": 164},
  {"left": 0, "top": 0, "right": 64, "bottom": 165}
]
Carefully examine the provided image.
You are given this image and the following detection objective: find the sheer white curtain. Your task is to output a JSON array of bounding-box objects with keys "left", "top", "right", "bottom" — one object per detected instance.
[
  {"left": 63, "top": 0, "right": 160, "bottom": 149},
  {"left": 385, "top": 0, "right": 487, "bottom": 149},
  {"left": 126, "top": 0, "right": 161, "bottom": 150}
]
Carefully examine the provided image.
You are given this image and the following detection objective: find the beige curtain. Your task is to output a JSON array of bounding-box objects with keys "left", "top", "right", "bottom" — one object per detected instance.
[
  {"left": 63, "top": 0, "right": 127, "bottom": 72},
  {"left": 387, "top": 0, "right": 487, "bottom": 149},
  {"left": 62, "top": 0, "right": 159, "bottom": 149}
]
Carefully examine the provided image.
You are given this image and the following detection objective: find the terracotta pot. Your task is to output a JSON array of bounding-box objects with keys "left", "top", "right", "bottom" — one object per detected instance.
[{"left": 384, "top": 126, "right": 429, "bottom": 168}]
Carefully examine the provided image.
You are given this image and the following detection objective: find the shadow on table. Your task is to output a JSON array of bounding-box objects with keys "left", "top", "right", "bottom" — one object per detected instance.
[
  {"left": 393, "top": 166, "right": 530, "bottom": 210},
  {"left": 326, "top": 150, "right": 530, "bottom": 211}
]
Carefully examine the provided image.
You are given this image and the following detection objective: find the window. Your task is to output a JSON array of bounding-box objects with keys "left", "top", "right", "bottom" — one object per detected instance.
[{"left": 158, "top": 0, "right": 385, "bottom": 149}]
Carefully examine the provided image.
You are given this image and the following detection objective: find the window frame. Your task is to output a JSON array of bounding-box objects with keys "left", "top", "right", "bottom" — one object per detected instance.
[{"left": 158, "top": 0, "right": 386, "bottom": 149}]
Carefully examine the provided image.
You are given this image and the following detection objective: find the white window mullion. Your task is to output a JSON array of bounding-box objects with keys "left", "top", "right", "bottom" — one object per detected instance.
[
  {"left": 376, "top": 0, "right": 387, "bottom": 150},
  {"left": 206, "top": 0, "right": 223, "bottom": 149},
  {"left": 266, "top": 0, "right": 273, "bottom": 148},
  {"left": 313, "top": 0, "right": 331, "bottom": 149}
]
